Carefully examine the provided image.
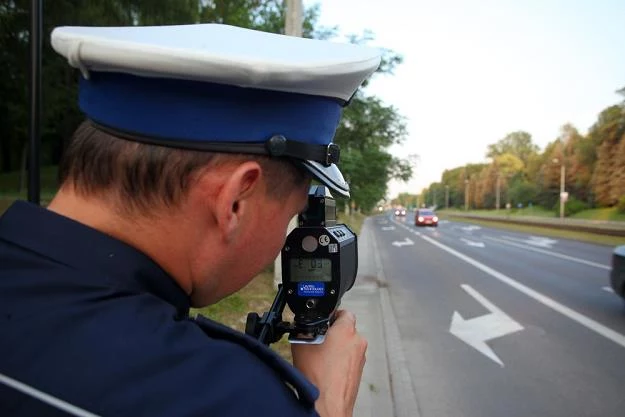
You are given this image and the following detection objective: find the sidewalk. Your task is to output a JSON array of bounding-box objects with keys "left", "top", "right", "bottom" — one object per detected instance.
[{"left": 341, "top": 217, "right": 421, "bottom": 417}]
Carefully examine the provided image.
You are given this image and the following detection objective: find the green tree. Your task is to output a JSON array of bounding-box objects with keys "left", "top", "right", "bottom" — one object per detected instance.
[
  {"left": 334, "top": 93, "right": 410, "bottom": 212},
  {"left": 393, "top": 192, "right": 418, "bottom": 209},
  {"left": 613, "top": 133, "right": 625, "bottom": 203},
  {"left": 486, "top": 131, "right": 539, "bottom": 166},
  {"left": 426, "top": 182, "right": 447, "bottom": 208},
  {"left": 533, "top": 140, "right": 561, "bottom": 208},
  {"left": 494, "top": 153, "right": 524, "bottom": 174},
  {"left": 0, "top": 0, "right": 202, "bottom": 179},
  {"left": 441, "top": 167, "right": 465, "bottom": 208},
  {"left": 0, "top": 0, "right": 30, "bottom": 174},
  {"left": 558, "top": 123, "right": 593, "bottom": 203},
  {"left": 590, "top": 105, "right": 625, "bottom": 206},
  {"left": 508, "top": 181, "right": 538, "bottom": 206}
]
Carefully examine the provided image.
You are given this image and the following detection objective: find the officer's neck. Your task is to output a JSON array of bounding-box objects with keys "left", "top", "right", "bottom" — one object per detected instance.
[{"left": 46, "top": 186, "right": 213, "bottom": 296}]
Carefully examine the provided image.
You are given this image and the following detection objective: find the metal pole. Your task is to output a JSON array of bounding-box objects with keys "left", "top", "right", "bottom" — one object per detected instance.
[
  {"left": 560, "top": 164, "right": 565, "bottom": 219},
  {"left": 464, "top": 180, "right": 469, "bottom": 211},
  {"left": 445, "top": 185, "right": 449, "bottom": 209},
  {"left": 28, "top": 0, "right": 42, "bottom": 205}
]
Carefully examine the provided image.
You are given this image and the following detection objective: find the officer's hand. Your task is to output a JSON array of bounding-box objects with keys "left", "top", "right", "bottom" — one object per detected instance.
[{"left": 291, "top": 310, "right": 367, "bottom": 417}]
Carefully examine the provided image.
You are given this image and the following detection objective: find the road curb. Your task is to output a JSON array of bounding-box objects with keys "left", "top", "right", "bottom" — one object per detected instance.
[{"left": 369, "top": 218, "right": 421, "bottom": 417}]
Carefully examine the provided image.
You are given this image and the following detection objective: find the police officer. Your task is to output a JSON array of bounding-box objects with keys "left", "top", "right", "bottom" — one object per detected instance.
[{"left": 0, "top": 24, "right": 381, "bottom": 416}]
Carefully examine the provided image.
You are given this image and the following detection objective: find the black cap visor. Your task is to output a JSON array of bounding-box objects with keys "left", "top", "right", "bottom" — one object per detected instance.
[{"left": 299, "top": 160, "right": 350, "bottom": 198}]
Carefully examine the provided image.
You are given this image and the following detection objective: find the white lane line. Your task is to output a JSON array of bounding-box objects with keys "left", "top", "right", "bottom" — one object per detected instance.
[
  {"left": 417, "top": 233, "right": 625, "bottom": 349},
  {"left": 602, "top": 286, "right": 615, "bottom": 293},
  {"left": 484, "top": 236, "right": 610, "bottom": 270}
]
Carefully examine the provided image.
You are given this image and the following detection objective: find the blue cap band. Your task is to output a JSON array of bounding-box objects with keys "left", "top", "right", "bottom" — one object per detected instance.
[{"left": 79, "top": 72, "right": 343, "bottom": 146}]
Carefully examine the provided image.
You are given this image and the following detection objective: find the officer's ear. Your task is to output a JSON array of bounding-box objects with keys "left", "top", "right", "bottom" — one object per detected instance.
[{"left": 213, "top": 161, "right": 262, "bottom": 242}]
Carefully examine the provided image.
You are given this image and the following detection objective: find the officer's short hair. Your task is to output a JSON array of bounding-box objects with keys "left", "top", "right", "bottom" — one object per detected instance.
[{"left": 59, "top": 121, "right": 309, "bottom": 213}]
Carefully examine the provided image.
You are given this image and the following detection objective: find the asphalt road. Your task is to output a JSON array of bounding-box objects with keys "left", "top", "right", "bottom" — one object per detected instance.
[{"left": 373, "top": 212, "right": 625, "bottom": 417}]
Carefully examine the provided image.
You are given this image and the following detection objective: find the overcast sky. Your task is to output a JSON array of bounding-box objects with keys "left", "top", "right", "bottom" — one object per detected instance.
[{"left": 305, "top": 0, "right": 625, "bottom": 199}]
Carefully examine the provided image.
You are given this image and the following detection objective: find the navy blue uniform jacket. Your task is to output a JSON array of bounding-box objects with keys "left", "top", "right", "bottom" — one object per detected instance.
[{"left": 0, "top": 201, "right": 320, "bottom": 416}]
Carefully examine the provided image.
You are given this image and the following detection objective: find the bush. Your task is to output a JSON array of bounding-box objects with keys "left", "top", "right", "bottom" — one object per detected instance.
[
  {"left": 553, "top": 196, "right": 588, "bottom": 217},
  {"left": 618, "top": 195, "right": 625, "bottom": 214}
]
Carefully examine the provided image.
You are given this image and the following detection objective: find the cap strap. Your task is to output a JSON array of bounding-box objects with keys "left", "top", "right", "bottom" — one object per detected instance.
[{"left": 89, "top": 120, "right": 340, "bottom": 166}]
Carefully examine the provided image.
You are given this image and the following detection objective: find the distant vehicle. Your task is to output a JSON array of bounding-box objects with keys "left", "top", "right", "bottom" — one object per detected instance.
[
  {"left": 394, "top": 207, "right": 407, "bottom": 216},
  {"left": 415, "top": 208, "right": 438, "bottom": 227},
  {"left": 610, "top": 245, "right": 625, "bottom": 304}
]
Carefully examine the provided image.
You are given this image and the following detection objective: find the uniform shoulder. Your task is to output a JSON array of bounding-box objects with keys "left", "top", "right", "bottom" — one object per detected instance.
[{"left": 95, "top": 312, "right": 320, "bottom": 416}]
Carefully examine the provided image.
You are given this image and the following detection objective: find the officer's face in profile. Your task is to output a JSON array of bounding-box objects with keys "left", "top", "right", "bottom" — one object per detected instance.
[
  {"left": 246, "top": 180, "right": 310, "bottom": 274},
  {"left": 189, "top": 166, "right": 311, "bottom": 307}
]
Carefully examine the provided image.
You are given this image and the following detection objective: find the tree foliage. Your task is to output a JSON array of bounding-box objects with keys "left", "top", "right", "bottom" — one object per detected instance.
[
  {"left": 486, "top": 131, "right": 539, "bottom": 166},
  {"left": 392, "top": 192, "right": 418, "bottom": 209},
  {"left": 334, "top": 94, "right": 410, "bottom": 211},
  {"left": 589, "top": 105, "right": 625, "bottom": 206}
]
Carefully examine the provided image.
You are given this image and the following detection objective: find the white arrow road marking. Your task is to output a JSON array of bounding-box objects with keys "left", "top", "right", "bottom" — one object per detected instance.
[
  {"left": 419, "top": 233, "right": 625, "bottom": 351},
  {"left": 461, "top": 238, "right": 485, "bottom": 248},
  {"left": 381, "top": 226, "right": 396, "bottom": 231},
  {"left": 528, "top": 236, "right": 558, "bottom": 248},
  {"left": 450, "top": 285, "right": 523, "bottom": 366},
  {"left": 501, "top": 235, "right": 558, "bottom": 248},
  {"left": 392, "top": 238, "right": 414, "bottom": 247},
  {"left": 462, "top": 225, "right": 481, "bottom": 232},
  {"left": 602, "top": 286, "right": 615, "bottom": 293},
  {"left": 485, "top": 236, "right": 610, "bottom": 270}
]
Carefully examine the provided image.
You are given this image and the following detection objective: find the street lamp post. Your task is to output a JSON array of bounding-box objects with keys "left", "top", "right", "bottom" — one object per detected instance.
[
  {"left": 464, "top": 179, "right": 469, "bottom": 211},
  {"left": 445, "top": 185, "right": 449, "bottom": 210}
]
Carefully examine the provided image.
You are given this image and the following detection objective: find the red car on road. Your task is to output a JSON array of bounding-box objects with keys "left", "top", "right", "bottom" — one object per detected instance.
[{"left": 415, "top": 209, "right": 438, "bottom": 227}]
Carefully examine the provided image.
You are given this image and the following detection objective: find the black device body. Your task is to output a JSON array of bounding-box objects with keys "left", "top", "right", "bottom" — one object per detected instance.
[{"left": 245, "top": 185, "right": 358, "bottom": 345}]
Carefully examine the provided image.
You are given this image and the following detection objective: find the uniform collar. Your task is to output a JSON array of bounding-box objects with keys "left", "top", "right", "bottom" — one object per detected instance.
[{"left": 0, "top": 201, "right": 190, "bottom": 313}]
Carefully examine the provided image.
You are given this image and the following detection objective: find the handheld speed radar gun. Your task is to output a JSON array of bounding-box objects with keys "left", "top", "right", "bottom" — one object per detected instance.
[{"left": 246, "top": 185, "right": 358, "bottom": 345}]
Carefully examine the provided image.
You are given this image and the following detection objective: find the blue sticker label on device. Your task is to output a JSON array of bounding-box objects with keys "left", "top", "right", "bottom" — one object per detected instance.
[{"left": 298, "top": 282, "right": 325, "bottom": 297}]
